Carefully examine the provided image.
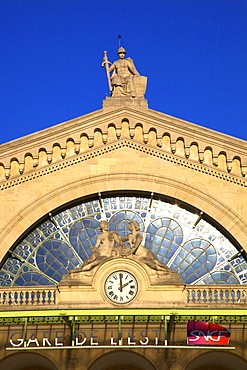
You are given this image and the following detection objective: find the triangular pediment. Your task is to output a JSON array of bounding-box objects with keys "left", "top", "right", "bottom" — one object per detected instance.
[
  {"left": 0, "top": 106, "right": 247, "bottom": 183},
  {"left": 1, "top": 105, "right": 247, "bottom": 265}
]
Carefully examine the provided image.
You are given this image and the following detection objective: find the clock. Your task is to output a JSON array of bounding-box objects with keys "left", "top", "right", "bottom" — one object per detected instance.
[{"left": 104, "top": 270, "right": 138, "bottom": 304}]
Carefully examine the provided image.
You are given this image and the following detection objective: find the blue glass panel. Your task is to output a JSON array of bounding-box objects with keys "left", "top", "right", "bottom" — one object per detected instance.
[
  {"left": 191, "top": 272, "right": 200, "bottom": 281},
  {"left": 227, "top": 275, "right": 239, "bottom": 284},
  {"left": 50, "top": 250, "right": 60, "bottom": 258},
  {"left": 177, "top": 248, "right": 186, "bottom": 258},
  {"left": 156, "top": 228, "right": 165, "bottom": 237},
  {"left": 213, "top": 272, "right": 221, "bottom": 281},
  {"left": 126, "top": 211, "right": 137, "bottom": 220},
  {"left": 15, "top": 276, "right": 25, "bottom": 285},
  {"left": 53, "top": 273, "right": 62, "bottom": 282},
  {"left": 86, "top": 228, "right": 95, "bottom": 237},
  {"left": 0, "top": 196, "right": 245, "bottom": 286},
  {"left": 15, "top": 273, "right": 54, "bottom": 286},
  {"left": 109, "top": 211, "right": 143, "bottom": 235},
  {"left": 159, "top": 247, "right": 166, "bottom": 256},
  {"left": 201, "top": 271, "right": 239, "bottom": 284},
  {"left": 70, "top": 204, "right": 86, "bottom": 220},
  {"left": 162, "top": 240, "right": 172, "bottom": 249},
  {"left": 165, "top": 229, "right": 174, "bottom": 241},
  {"left": 161, "top": 219, "right": 170, "bottom": 227},
  {"left": 0, "top": 272, "right": 14, "bottom": 286},
  {"left": 174, "top": 256, "right": 183, "bottom": 265},
  {"left": 146, "top": 234, "right": 154, "bottom": 242},
  {"left": 191, "top": 240, "right": 201, "bottom": 248},
  {"left": 90, "top": 236, "right": 97, "bottom": 246},
  {"left": 39, "top": 276, "right": 54, "bottom": 285},
  {"left": 15, "top": 243, "right": 34, "bottom": 260},
  {"left": 198, "top": 266, "right": 207, "bottom": 275},
  {"left": 205, "top": 261, "right": 216, "bottom": 270},
  {"left": 110, "top": 214, "right": 121, "bottom": 224},
  {"left": 26, "top": 231, "right": 44, "bottom": 246},
  {"left": 147, "top": 224, "right": 157, "bottom": 234},
  {"left": 152, "top": 219, "right": 162, "bottom": 228},
  {"left": 174, "top": 235, "right": 183, "bottom": 244},
  {"left": 54, "top": 210, "right": 72, "bottom": 226},
  {"left": 39, "top": 221, "right": 57, "bottom": 237},
  {"left": 2, "top": 258, "right": 22, "bottom": 275},
  {"left": 80, "top": 239, "right": 91, "bottom": 249},
  {"left": 153, "top": 235, "right": 163, "bottom": 245},
  {"left": 192, "top": 260, "right": 201, "bottom": 270},
  {"left": 186, "top": 255, "right": 195, "bottom": 264},
  {"left": 206, "top": 245, "right": 216, "bottom": 254},
  {"left": 37, "top": 240, "right": 79, "bottom": 279},
  {"left": 170, "top": 220, "right": 180, "bottom": 229},
  {"left": 165, "top": 251, "right": 173, "bottom": 260},
  {"left": 207, "top": 254, "right": 217, "bottom": 263},
  {"left": 69, "top": 219, "right": 100, "bottom": 260},
  {"left": 170, "top": 242, "right": 180, "bottom": 252},
  {"left": 146, "top": 218, "right": 183, "bottom": 266},
  {"left": 179, "top": 261, "right": 190, "bottom": 270},
  {"left": 191, "top": 249, "right": 202, "bottom": 257},
  {"left": 201, "top": 240, "right": 210, "bottom": 249},
  {"left": 59, "top": 243, "right": 69, "bottom": 252},
  {"left": 184, "top": 243, "right": 193, "bottom": 252},
  {"left": 117, "top": 221, "right": 128, "bottom": 231},
  {"left": 51, "top": 261, "right": 60, "bottom": 270},
  {"left": 173, "top": 239, "right": 217, "bottom": 283},
  {"left": 117, "top": 212, "right": 125, "bottom": 220},
  {"left": 37, "top": 247, "right": 46, "bottom": 256}
]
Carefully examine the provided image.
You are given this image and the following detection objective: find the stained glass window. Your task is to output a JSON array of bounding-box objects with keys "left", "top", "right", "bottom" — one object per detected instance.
[{"left": 0, "top": 195, "right": 246, "bottom": 286}]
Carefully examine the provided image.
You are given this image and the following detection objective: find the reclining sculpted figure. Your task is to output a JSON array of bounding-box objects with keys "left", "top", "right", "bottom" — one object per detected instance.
[
  {"left": 69, "top": 220, "right": 123, "bottom": 273},
  {"left": 121, "top": 220, "right": 170, "bottom": 272},
  {"left": 69, "top": 219, "right": 170, "bottom": 275}
]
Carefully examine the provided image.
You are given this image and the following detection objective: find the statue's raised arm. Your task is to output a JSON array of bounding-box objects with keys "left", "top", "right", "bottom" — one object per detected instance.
[{"left": 102, "top": 47, "right": 147, "bottom": 98}]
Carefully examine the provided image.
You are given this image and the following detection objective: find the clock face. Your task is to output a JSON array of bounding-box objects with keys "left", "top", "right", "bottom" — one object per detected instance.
[{"left": 104, "top": 270, "right": 138, "bottom": 304}]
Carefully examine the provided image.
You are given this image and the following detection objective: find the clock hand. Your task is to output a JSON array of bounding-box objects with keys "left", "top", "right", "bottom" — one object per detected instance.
[
  {"left": 119, "top": 273, "right": 123, "bottom": 292},
  {"left": 119, "top": 279, "right": 133, "bottom": 290}
]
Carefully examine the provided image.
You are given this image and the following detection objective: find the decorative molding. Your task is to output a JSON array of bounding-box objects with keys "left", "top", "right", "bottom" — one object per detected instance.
[
  {"left": 1, "top": 139, "right": 247, "bottom": 191},
  {"left": 1, "top": 108, "right": 247, "bottom": 182}
]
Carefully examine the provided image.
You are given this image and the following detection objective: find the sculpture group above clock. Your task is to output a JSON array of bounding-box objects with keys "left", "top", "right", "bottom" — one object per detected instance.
[{"left": 68, "top": 219, "right": 180, "bottom": 282}]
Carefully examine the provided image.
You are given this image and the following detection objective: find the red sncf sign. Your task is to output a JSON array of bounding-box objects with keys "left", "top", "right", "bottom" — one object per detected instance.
[{"left": 187, "top": 321, "right": 231, "bottom": 346}]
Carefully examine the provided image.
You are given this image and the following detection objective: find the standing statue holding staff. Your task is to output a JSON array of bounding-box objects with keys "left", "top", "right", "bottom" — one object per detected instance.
[{"left": 102, "top": 47, "right": 147, "bottom": 98}]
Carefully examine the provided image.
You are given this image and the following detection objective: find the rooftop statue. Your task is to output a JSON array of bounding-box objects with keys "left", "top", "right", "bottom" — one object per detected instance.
[{"left": 102, "top": 47, "right": 147, "bottom": 98}]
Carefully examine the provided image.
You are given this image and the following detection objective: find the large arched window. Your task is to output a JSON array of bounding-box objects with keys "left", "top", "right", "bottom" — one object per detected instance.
[{"left": 0, "top": 194, "right": 246, "bottom": 286}]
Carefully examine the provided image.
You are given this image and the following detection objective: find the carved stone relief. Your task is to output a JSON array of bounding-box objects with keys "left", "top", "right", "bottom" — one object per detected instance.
[{"left": 65, "top": 219, "right": 182, "bottom": 284}]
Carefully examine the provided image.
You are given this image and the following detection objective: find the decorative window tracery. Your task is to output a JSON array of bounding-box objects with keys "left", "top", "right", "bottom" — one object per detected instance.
[{"left": 0, "top": 195, "right": 246, "bottom": 286}]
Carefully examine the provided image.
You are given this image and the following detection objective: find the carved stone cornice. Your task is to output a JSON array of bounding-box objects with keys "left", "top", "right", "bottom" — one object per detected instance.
[
  {"left": 0, "top": 107, "right": 247, "bottom": 181},
  {"left": 1, "top": 138, "right": 246, "bottom": 191}
]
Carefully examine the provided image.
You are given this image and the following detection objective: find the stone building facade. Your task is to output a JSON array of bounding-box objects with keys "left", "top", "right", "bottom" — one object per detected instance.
[{"left": 0, "top": 96, "right": 247, "bottom": 369}]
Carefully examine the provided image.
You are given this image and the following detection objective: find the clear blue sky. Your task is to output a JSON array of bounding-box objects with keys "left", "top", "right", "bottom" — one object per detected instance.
[{"left": 0, "top": 0, "right": 246, "bottom": 145}]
